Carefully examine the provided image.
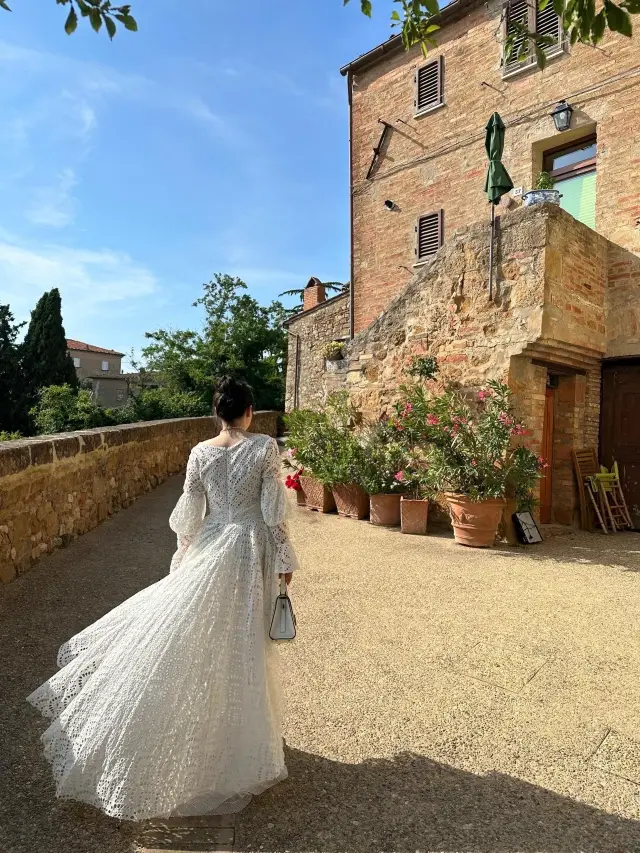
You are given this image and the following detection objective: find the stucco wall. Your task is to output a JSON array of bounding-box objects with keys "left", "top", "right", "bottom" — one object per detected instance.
[{"left": 0, "top": 411, "right": 280, "bottom": 583}]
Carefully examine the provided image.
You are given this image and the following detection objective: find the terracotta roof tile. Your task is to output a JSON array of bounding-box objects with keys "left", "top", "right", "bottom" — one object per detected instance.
[{"left": 67, "top": 339, "right": 125, "bottom": 357}]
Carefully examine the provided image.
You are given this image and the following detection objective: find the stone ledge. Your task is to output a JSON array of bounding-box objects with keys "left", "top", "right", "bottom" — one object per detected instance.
[{"left": 0, "top": 411, "right": 280, "bottom": 583}]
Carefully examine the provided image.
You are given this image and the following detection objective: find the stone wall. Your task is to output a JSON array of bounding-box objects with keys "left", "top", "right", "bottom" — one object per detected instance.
[
  {"left": 348, "top": 1, "right": 640, "bottom": 332},
  {"left": 0, "top": 411, "right": 279, "bottom": 583},
  {"left": 606, "top": 243, "right": 640, "bottom": 358},
  {"left": 285, "top": 293, "right": 349, "bottom": 411}
]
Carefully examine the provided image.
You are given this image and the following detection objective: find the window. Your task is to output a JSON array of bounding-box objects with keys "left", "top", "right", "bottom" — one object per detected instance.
[
  {"left": 415, "top": 210, "right": 444, "bottom": 263},
  {"left": 102, "top": 360, "right": 109, "bottom": 371},
  {"left": 414, "top": 56, "right": 444, "bottom": 115},
  {"left": 543, "top": 135, "right": 596, "bottom": 229},
  {"left": 503, "top": 0, "right": 563, "bottom": 76},
  {"left": 73, "top": 357, "right": 81, "bottom": 368}
]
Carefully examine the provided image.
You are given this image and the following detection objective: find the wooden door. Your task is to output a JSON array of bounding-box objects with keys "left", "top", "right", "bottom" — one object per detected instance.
[
  {"left": 601, "top": 362, "right": 640, "bottom": 519},
  {"left": 539, "top": 386, "right": 555, "bottom": 524}
]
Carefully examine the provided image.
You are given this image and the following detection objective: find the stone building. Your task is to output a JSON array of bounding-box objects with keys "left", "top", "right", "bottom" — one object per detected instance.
[{"left": 284, "top": 4, "right": 640, "bottom": 527}]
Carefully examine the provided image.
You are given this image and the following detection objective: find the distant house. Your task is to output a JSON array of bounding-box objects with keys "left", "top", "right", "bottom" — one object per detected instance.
[{"left": 66, "top": 340, "right": 160, "bottom": 408}]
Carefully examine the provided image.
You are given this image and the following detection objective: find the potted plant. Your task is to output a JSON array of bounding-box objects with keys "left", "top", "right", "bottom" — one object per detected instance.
[
  {"left": 324, "top": 393, "right": 370, "bottom": 519},
  {"left": 399, "top": 468, "right": 433, "bottom": 535},
  {"left": 284, "top": 409, "right": 336, "bottom": 513},
  {"left": 283, "top": 463, "right": 306, "bottom": 507},
  {"left": 323, "top": 341, "right": 345, "bottom": 362},
  {"left": 523, "top": 171, "right": 562, "bottom": 207},
  {"left": 399, "top": 380, "right": 544, "bottom": 547},
  {"left": 358, "top": 420, "right": 409, "bottom": 526}
]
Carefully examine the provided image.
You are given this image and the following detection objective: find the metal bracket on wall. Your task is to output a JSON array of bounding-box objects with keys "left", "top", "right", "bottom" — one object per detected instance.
[{"left": 366, "top": 120, "right": 393, "bottom": 181}]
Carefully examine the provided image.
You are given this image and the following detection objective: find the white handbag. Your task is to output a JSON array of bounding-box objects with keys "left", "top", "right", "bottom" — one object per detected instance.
[{"left": 270, "top": 576, "right": 296, "bottom": 641}]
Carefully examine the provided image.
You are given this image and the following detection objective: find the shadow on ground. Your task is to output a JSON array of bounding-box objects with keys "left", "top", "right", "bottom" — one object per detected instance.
[
  {"left": 489, "top": 531, "right": 640, "bottom": 573},
  {"left": 0, "top": 477, "right": 180, "bottom": 853},
  {"left": 237, "top": 746, "right": 640, "bottom": 853}
]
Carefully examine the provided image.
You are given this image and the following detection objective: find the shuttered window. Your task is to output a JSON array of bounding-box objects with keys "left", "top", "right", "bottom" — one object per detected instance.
[
  {"left": 415, "top": 57, "right": 444, "bottom": 114},
  {"left": 415, "top": 211, "right": 443, "bottom": 262},
  {"left": 503, "top": 0, "right": 563, "bottom": 76}
]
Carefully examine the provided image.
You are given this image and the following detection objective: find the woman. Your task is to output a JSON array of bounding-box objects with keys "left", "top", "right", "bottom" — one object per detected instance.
[{"left": 27, "top": 376, "right": 298, "bottom": 821}]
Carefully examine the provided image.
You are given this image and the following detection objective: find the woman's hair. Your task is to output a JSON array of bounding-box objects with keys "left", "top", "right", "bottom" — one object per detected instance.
[{"left": 212, "top": 375, "right": 254, "bottom": 422}]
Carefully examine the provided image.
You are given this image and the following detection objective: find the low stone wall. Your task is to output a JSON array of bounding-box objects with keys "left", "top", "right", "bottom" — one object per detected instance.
[{"left": 0, "top": 411, "right": 279, "bottom": 583}]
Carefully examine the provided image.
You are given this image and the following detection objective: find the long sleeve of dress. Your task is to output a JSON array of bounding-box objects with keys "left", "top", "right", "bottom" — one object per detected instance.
[
  {"left": 169, "top": 446, "right": 207, "bottom": 572},
  {"left": 260, "top": 438, "right": 299, "bottom": 576}
]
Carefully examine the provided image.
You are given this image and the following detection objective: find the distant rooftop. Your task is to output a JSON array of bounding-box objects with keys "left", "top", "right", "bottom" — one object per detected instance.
[{"left": 67, "top": 339, "right": 125, "bottom": 357}]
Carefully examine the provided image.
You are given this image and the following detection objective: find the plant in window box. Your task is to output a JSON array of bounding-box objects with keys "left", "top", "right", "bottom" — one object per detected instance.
[
  {"left": 523, "top": 172, "right": 562, "bottom": 207},
  {"left": 323, "top": 341, "right": 345, "bottom": 362},
  {"left": 398, "top": 380, "right": 545, "bottom": 547}
]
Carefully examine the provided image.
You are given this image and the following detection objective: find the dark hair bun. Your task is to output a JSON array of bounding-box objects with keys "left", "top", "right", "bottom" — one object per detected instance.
[{"left": 213, "top": 375, "right": 254, "bottom": 423}]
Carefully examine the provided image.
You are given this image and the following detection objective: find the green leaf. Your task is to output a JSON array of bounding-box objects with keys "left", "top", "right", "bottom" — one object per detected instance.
[
  {"left": 64, "top": 4, "right": 78, "bottom": 32},
  {"left": 570, "top": 23, "right": 580, "bottom": 42},
  {"left": 122, "top": 12, "right": 137, "bottom": 30},
  {"left": 361, "top": 0, "right": 372, "bottom": 15},
  {"left": 552, "top": 0, "right": 565, "bottom": 14},
  {"left": 89, "top": 6, "right": 102, "bottom": 29},
  {"left": 0, "top": 0, "right": 11, "bottom": 10},
  {"left": 538, "top": 0, "right": 550, "bottom": 9},
  {"left": 590, "top": 7, "right": 606, "bottom": 38},
  {"left": 534, "top": 44, "right": 547, "bottom": 67},
  {"left": 604, "top": 0, "right": 632, "bottom": 34},
  {"left": 105, "top": 13, "right": 116, "bottom": 38},
  {"left": 391, "top": 9, "right": 401, "bottom": 19}
]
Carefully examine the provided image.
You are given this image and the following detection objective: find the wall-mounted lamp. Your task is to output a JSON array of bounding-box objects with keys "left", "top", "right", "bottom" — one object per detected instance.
[
  {"left": 384, "top": 199, "right": 398, "bottom": 211},
  {"left": 550, "top": 100, "right": 573, "bottom": 132}
]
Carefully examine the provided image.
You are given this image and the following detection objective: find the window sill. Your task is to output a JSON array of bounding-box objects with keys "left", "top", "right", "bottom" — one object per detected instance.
[
  {"left": 501, "top": 47, "right": 566, "bottom": 80},
  {"left": 414, "top": 102, "right": 446, "bottom": 119},
  {"left": 413, "top": 258, "right": 435, "bottom": 268}
]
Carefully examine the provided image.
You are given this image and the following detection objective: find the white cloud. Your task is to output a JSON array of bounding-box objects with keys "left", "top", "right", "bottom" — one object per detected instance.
[
  {"left": 0, "top": 236, "right": 157, "bottom": 328},
  {"left": 25, "top": 168, "right": 78, "bottom": 228}
]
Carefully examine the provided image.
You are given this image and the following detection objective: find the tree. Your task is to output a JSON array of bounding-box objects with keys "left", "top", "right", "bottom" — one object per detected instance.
[
  {"left": 30, "top": 384, "right": 113, "bottom": 435},
  {"left": 20, "top": 289, "right": 78, "bottom": 431},
  {"left": 279, "top": 281, "right": 346, "bottom": 307},
  {"left": 143, "top": 274, "right": 288, "bottom": 412},
  {"left": 0, "top": 305, "right": 25, "bottom": 434}
]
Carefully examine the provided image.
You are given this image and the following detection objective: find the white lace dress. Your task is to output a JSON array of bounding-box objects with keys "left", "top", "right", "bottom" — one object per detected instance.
[{"left": 27, "top": 434, "right": 298, "bottom": 822}]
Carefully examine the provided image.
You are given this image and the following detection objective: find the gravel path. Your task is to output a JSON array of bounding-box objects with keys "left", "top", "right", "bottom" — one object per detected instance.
[{"left": 2, "top": 475, "right": 640, "bottom": 852}]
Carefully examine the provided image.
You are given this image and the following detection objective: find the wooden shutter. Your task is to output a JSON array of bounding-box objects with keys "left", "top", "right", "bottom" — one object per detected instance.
[
  {"left": 415, "top": 211, "right": 443, "bottom": 261},
  {"left": 415, "top": 57, "right": 443, "bottom": 114},
  {"left": 503, "top": 0, "right": 532, "bottom": 74},
  {"left": 503, "top": 0, "right": 563, "bottom": 74},
  {"left": 535, "top": 0, "right": 563, "bottom": 57}
]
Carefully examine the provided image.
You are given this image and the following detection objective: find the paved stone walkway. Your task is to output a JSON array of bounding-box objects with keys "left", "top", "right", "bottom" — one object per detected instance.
[{"left": 2, "top": 474, "right": 640, "bottom": 852}]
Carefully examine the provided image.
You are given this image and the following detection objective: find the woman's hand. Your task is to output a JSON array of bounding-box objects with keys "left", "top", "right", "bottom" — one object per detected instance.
[{"left": 280, "top": 572, "right": 293, "bottom": 586}]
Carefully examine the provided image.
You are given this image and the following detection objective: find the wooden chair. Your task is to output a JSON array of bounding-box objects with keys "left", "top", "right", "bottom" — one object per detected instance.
[{"left": 572, "top": 448, "right": 608, "bottom": 533}]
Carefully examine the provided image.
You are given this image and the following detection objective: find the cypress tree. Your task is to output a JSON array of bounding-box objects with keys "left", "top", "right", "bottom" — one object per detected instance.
[
  {"left": 21, "top": 289, "right": 78, "bottom": 424},
  {"left": 0, "top": 304, "right": 25, "bottom": 433}
]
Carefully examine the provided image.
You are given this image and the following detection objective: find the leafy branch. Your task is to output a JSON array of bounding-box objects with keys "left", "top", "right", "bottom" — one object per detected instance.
[
  {"left": 345, "top": 0, "right": 637, "bottom": 68},
  {"left": 0, "top": 0, "right": 137, "bottom": 39}
]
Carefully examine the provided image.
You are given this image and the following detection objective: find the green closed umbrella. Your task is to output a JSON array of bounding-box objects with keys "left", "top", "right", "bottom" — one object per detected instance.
[{"left": 484, "top": 113, "right": 513, "bottom": 300}]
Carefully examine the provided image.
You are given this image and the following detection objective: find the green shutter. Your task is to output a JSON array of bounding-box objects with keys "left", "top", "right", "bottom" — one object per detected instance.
[{"left": 558, "top": 172, "right": 596, "bottom": 230}]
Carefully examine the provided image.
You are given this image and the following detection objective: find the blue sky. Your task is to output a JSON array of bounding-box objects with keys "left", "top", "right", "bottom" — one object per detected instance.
[{"left": 0, "top": 0, "right": 392, "bottom": 367}]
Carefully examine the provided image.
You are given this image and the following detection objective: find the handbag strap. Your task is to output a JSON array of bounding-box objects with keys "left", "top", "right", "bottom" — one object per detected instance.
[{"left": 280, "top": 575, "right": 287, "bottom": 596}]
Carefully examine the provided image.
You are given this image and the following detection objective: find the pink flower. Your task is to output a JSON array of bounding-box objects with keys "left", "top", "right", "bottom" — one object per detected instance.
[
  {"left": 538, "top": 456, "right": 549, "bottom": 469},
  {"left": 402, "top": 403, "right": 414, "bottom": 416},
  {"left": 478, "top": 389, "right": 492, "bottom": 401},
  {"left": 395, "top": 471, "right": 405, "bottom": 482},
  {"left": 426, "top": 414, "right": 440, "bottom": 426},
  {"left": 511, "top": 424, "right": 526, "bottom": 436},
  {"left": 288, "top": 448, "right": 297, "bottom": 458},
  {"left": 498, "top": 412, "right": 514, "bottom": 427}
]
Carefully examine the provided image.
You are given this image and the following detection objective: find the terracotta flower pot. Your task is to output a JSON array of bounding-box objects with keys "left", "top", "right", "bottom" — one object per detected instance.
[
  {"left": 332, "top": 483, "right": 369, "bottom": 519},
  {"left": 370, "top": 493, "right": 401, "bottom": 526},
  {"left": 400, "top": 497, "right": 429, "bottom": 535},
  {"left": 299, "top": 475, "right": 336, "bottom": 513},
  {"left": 445, "top": 493, "right": 506, "bottom": 548}
]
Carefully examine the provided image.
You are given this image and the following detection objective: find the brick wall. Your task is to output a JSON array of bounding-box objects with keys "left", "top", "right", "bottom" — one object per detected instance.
[
  {"left": 606, "top": 243, "right": 640, "bottom": 358},
  {"left": 0, "top": 411, "right": 280, "bottom": 583},
  {"left": 349, "top": 2, "right": 640, "bottom": 332},
  {"left": 285, "top": 294, "right": 350, "bottom": 411}
]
